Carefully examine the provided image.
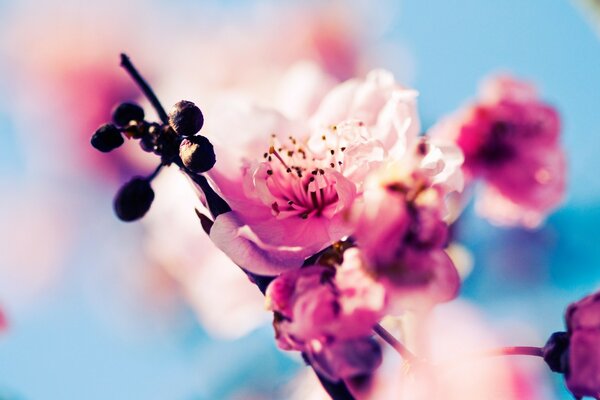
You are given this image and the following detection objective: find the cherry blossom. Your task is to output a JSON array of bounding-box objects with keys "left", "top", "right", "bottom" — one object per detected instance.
[{"left": 205, "top": 70, "right": 421, "bottom": 275}]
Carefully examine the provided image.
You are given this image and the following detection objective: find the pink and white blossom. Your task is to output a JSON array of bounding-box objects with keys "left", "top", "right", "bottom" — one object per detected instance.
[
  {"left": 204, "top": 70, "right": 421, "bottom": 275},
  {"left": 350, "top": 139, "right": 463, "bottom": 311}
]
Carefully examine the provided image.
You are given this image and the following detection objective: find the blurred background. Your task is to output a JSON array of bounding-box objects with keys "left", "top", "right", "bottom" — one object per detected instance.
[{"left": 0, "top": 0, "right": 599, "bottom": 398}]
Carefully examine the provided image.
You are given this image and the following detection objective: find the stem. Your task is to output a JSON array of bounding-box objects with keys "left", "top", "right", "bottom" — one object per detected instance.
[
  {"left": 432, "top": 346, "right": 544, "bottom": 370},
  {"left": 373, "top": 323, "right": 419, "bottom": 363},
  {"left": 147, "top": 163, "right": 163, "bottom": 181},
  {"left": 120, "top": 53, "right": 170, "bottom": 124},
  {"left": 468, "top": 346, "right": 543, "bottom": 358},
  {"left": 175, "top": 159, "right": 232, "bottom": 218},
  {"left": 314, "top": 372, "right": 356, "bottom": 400}
]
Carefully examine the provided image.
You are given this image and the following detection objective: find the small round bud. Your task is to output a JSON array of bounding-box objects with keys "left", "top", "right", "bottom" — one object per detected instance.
[
  {"left": 169, "top": 100, "right": 204, "bottom": 136},
  {"left": 112, "top": 102, "right": 145, "bottom": 127},
  {"left": 114, "top": 177, "right": 155, "bottom": 222},
  {"left": 179, "top": 135, "right": 216, "bottom": 173},
  {"left": 91, "top": 124, "right": 124, "bottom": 152},
  {"left": 542, "top": 331, "right": 570, "bottom": 373}
]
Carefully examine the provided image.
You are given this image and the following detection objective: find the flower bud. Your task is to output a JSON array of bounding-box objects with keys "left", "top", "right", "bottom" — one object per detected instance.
[
  {"left": 91, "top": 124, "right": 124, "bottom": 152},
  {"left": 114, "top": 177, "right": 155, "bottom": 222},
  {"left": 169, "top": 100, "right": 204, "bottom": 136},
  {"left": 542, "top": 331, "right": 570, "bottom": 373},
  {"left": 179, "top": 135, "right": 216, "bottom": 173},
  {"left": 112, "top": 102, "right": 145, "bottom": 127}
]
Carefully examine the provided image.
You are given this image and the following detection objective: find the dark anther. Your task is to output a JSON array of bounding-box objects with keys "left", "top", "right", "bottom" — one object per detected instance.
[
  {"left": 114, "top": 177, "right": 155, "bottom": 222},
  {"left": 179, "top": 135, "right": 216, "bottom": 173},
  {"left": 91, "top": 123, "right": 124, "bottom": 152},
  {"left": 542, "top": 331, "right": 570, "bottom": 374},
  {"left": 112, "top": 102, "right": 145, "bottom": 127},
  {"left": 169, "top": 100, "right": 204, "bottom": 136}
]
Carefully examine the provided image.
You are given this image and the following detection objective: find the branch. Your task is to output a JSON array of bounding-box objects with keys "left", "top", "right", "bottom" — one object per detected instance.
[
  {"left": 120, "top": 53, "right": 170, "bottom": 124},
  {"left": 373, "top": 323, "right": 420, "bottom": 363}
]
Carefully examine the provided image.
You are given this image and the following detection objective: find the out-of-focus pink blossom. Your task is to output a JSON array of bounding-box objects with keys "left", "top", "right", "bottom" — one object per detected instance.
[
  {"left": 432, "top": 75, "right": 566, "bottom": 228},
  {"left": 0, "top": 183, "right": 74, "bottom": 314},
  {"left": 205, "top": 70, "right": 420, "bottom": 275},
  {"left": 351, "top": 301, "right": 553, "bottom": 400},
  {"left": 350, "top": 139, "right": 463, "bottom": 311},
  {"left": 142, "top": 169, "right": 268, "bottom": 339},
  {"left": 265, "top": 248, "right": 385, "bottom": 380},
  {"left": 564, "top": 290, "right": 600, "bottom": 399}
]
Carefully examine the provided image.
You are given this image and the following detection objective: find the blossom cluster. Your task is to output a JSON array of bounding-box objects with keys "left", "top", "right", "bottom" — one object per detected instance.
[
  {"left": 189, "top": 69, "right": 568, "bottom": 387},
  {"left": 199, "top": 70, "right": 466, "bottom": 379},
  {"left": 89, "top": 55, "right": 600, "bottom": 400}
]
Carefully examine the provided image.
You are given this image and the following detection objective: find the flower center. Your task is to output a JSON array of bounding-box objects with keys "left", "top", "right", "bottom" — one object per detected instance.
[{"left": 260, "top": 132, "right": 347, "bottom": 220}]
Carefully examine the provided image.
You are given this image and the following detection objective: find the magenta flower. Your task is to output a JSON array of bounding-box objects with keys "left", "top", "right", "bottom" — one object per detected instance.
[
  {"left": 205, "top": 70, "right": 420, "bottom": 275},
  {"left": 564, "top": 291, "right": 600, "bottom": 399},
  {"left": 433, "top": 75, "right": 566, "bottom": 228},
  {"left": 265, "top": 248, "right": 385, "bottom": 380},
  {"left": 350, "top": 139, "right": 463, "bottom": 311}
]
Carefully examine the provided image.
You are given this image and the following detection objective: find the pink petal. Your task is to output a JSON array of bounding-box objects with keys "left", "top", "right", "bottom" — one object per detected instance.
[{"left": 209, "top": 213, "right": 307, "bottom": 275}]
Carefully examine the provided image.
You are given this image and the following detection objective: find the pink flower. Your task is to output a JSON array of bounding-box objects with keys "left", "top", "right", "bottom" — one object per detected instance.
[
  {"left": 563, "top": 291, "right": 600, "bottom": 399},
  {"left": 205, "top": 70, "right": 420, "bottom": 275},
  {"left": 350, "top": 139, "right": 463, "bottom": 311},
  {"left": 432, "top": 75, "right": 566, "bottom": 228},
  {"left": 265, "top": 248, "right": 385, "bottom": 380}
]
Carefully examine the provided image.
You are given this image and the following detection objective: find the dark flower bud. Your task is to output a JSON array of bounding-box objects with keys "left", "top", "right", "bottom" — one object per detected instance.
[
  {"left": 169, "top": 100, "right": 204, "bottom": 136},
  {"left": 179, "top": 135, "right": 216, "bottom": 173},
  {"left": 114, "top": 177, "right": 155, "bottom": 222},
  {"left": 542, "top": 331, "right": 570, "bottom": 374},
  {"left": 112, "top": 102, "right": 145, "bottom": 127},
  {"left": 91, "top": 124, "right": 124, "bottom": 152}
]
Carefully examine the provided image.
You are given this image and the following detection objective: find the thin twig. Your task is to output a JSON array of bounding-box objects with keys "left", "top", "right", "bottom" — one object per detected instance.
[
  {"left": 120, "top": 53, "right": 170, "bottom": 124},
  {"left": 465, "top": 346, "right": 543, "bottom": 358},
  {"left": 373, "top": 323, "right": 419, "bottom": 363},
  {"left": 147, "top": 163, "right": 163, "bottom": 181}
]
